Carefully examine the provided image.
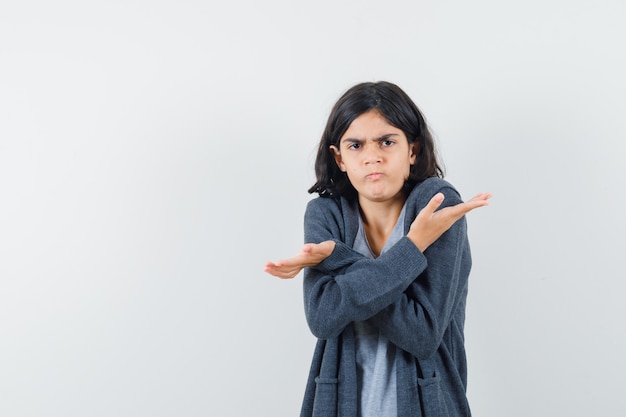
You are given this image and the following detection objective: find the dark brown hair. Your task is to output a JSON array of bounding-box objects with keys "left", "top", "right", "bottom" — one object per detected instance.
[{"left": 308, "top": 81, "right": 444, "bottom": 199}]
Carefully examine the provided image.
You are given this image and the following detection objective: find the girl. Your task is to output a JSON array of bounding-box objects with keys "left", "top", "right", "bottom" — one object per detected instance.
[{"left": 266, "top": 81, "right": 490, "bottom": 417}]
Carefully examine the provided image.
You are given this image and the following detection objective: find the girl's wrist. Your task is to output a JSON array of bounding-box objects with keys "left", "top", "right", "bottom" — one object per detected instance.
[{"left": 406, "top": 230, "right": 426, "bottom": 253}]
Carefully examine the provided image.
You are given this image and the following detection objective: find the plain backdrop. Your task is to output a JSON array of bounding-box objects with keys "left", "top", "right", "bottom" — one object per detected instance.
[{"left": 1, "top": 1, "right": 625, "bottom": 416}]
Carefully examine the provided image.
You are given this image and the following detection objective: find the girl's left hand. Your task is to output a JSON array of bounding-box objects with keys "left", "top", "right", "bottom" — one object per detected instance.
[
  {"left": 264, "top": 240, "right": 336, "bottom": 279},
  {"left": 407, "top": 191, "right": 492, "bottom": 252}
]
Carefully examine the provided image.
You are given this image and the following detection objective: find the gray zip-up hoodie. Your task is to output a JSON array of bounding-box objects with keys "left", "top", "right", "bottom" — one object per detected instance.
[{"left": 300, "top": 177, "right": 472, "bottom": 417}]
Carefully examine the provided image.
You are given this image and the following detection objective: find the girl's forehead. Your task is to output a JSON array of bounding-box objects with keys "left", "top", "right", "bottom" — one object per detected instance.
[{"left": 341, "top": 111, "right": 403, "bottom": 140}]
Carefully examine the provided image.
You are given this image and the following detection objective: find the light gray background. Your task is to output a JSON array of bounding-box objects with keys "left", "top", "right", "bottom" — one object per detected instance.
[{"left": 1, "top": 1, "right": 625, "bottom": 416}]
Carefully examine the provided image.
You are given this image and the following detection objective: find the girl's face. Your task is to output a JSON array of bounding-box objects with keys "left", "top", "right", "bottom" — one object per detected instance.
[{"left": 330, "top": 110, "right": 416, "bottom": 205}]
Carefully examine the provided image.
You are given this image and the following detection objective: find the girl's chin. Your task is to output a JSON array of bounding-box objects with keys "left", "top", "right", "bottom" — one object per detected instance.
[{"left": 357, "top": 188, "right": 404, "bottom": 203}]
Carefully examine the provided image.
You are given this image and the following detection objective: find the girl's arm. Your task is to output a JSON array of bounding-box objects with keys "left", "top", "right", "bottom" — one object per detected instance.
[
  {"left": 300, "top": 195, "right": 427, "bottom": 339},
  {"left": 303, "top": 234, "right": 426, "bottom": 340},
  {"left": 368, "top": 189, "right": 474, "bottom": 359},
  {"left": 264, "top": 192, "right": 489, "bottom": 278},
  {"left": 302, "top": 187, "right": 489, "bottom": 346}
]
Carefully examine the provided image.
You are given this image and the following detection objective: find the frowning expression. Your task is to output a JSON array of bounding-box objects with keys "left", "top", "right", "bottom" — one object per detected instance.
[{"left": 330, "top": 110, "right": 416, "bottom": 204}]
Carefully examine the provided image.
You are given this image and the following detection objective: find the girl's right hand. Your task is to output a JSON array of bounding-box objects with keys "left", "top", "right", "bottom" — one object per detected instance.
[
  {"left": 407, "top": 192, "right": 491, "bottom": 252},
  {"left": 264, "top": 240, "right": 336, "bottom": 279}
]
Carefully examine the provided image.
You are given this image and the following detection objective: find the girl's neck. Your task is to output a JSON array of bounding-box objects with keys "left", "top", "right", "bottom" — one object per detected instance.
[{"left": 358, "top": 194, "right": 406, "bottom": 257}]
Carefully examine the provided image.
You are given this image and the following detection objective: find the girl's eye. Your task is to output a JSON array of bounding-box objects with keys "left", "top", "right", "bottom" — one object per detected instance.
[
  {"left": 347, "top": 143, "right": 361, "bottom": 150},
  {"left": 381, "top": 140, "right": 394, "bottom": 147}
]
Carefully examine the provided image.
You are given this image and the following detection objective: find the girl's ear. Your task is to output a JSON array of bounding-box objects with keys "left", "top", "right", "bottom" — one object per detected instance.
[
  {"left": 329, "top": 145, "right": 346, "bottom": 172},
  {"left": 409, "top": 142, "right": 419, "bottom": 165}
]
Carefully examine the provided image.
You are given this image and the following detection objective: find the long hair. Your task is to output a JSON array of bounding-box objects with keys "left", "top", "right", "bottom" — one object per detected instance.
[{"left": 308, "top": 81, "right": 444, "bottom": 199}]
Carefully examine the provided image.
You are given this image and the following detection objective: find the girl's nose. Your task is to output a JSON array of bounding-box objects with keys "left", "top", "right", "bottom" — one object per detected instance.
[{"left": 364, "top": 146, "right": 382, "bottom": 164}]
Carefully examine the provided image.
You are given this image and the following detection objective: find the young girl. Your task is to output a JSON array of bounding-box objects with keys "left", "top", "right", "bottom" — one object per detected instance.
[{"left": 265, "top": 81, "right": 490, "bottom": 417}]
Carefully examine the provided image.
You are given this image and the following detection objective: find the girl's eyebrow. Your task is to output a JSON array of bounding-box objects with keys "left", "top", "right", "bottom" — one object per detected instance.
[{"left": 341, "top": 133, "right": 400, "bottom": 143}]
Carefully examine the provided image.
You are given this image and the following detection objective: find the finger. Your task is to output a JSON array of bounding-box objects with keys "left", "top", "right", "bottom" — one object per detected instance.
[
  {"left": 273, "top": 258, "right": 300, "bottom": 268},
  {"left": 271, "top": 268, "right": 296, "bottom": 278},
  {"left": 464, "top": 194, "right": 492, "bottom": 209},
  {"left": 421, "top": 192, "right": 445, "bottom": 217},
  {"left": 456, "top": 194, "right": 491, "bottom": 213},
  {"left": 265, "top": 264, "right": 300, "bottom": 279},
  {"left": 467, "top": 192, "right": 492, "bottom": 203},
  {"left": 278, "top": 267, "right": 301, "bottom": 278},
  {"left": 270, "top": 270, "right": 296, "bottom": 279},
  {"left": 435, "top": 201, "right": 480, "bottom": 222},
  {"left": 434, "top": 204, "right": 468, "bottom": 223},
  {"left": 464, "top": 200, "right": 489, "bottom": 210},
  {"left": 265, "top": 261, "right": 294, "bottom": 272},
  {"left": 264, "top": 263, "right": 281, "bottom": 274}
]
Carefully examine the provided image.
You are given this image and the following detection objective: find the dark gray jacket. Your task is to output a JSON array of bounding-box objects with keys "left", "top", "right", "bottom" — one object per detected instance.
[{"left": 300, "top": 178, "right": 472, "bottom": 417}]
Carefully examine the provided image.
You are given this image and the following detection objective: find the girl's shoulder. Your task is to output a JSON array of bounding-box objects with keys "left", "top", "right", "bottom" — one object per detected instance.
[
  {"left": 304, "top": 194, "right": 359, "bottom": 242},
  {"left": 407, "top": 177, "right": 463, "bottom": 207},
  {"left": 305, "top": 194, "right": 342, "bottom": 212},
  {"left": 304, "top": 194, "right": 355, "bottom": 220}
]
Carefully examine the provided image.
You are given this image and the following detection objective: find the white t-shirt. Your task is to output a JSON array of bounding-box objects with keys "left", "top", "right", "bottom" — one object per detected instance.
[{"left": 352, "top": 203, "right": 407, "bottom": 417}]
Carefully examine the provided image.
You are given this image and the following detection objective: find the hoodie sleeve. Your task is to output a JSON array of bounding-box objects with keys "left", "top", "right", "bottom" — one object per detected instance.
[
  {"left": 302, "top": 198, "right": 428, "bottom": 340},
  {"left": 368, "top": 186, "right": 472, "bottom": 359}
]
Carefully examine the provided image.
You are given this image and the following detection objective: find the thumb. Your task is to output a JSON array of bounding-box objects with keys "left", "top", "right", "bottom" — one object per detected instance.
[{"left": 422, "top": 192, "right": 444, "bottom": 216}]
